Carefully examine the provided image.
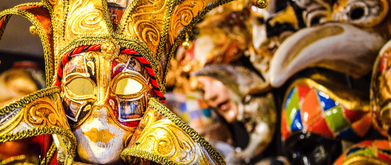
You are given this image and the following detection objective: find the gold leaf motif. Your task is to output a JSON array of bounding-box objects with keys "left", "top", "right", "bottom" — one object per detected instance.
[
  {"left": 129, "top": 108, "right": 211, "bottom": 164},
  {"left": 140, "top": 22, "right": 161, "bottom": 46},
  {"left": 169, "top": 0, "right": 206, "bottom": 44},
  {"left": 124, "top": 0, "right": 167, "bottom": 55},
  {"left": 24, "top": 97, "right": 66, "bottom": 128},
  {"left": 65, "top": 0, "right": 109, "bottom": 43}
]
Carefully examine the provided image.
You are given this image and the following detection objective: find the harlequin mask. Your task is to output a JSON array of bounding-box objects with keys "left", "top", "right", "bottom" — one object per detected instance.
[{"left": 281, "top": 75, "right": 372, "bottom": 165}]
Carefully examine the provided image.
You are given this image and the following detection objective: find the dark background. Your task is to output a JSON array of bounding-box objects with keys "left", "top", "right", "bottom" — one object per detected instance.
[{"left": 0, "top": 0, "right": 44, "bottom": 73}]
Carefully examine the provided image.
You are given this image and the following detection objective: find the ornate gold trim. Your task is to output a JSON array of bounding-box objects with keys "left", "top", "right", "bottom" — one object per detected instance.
[
  {"left": 0, "top": 87, "right": 76, "bottom": 165},
  {"left": 122, "top": 150, "right": 178, "bottom": 165},
  {"left": 121, "top": 98, "right": 225, "bottom": 164},
  {"left": 0, "top": 155, "right": 30, "bottom": 165},
  {"left": 0, "top": 126, "right": 75, "bottom": 165},
  {"left": 40, "top": 142, "right": 57, "bottom": 165},
  {"left": 101, "top": 0, "right": 114, "bottom": 34},
  {"left": 0, "top": 15, "right": 11, "bottom": 40},
  {"left": 162, "top": 0, "right": 234, "bottom": 89},
  {"left": 0, "top": 87, "right": 59, "bottom": 116},
  {"left": 115, "top": 0, "right": 140, "bottom": 34},
  {"left": 155, "top": 0, "right": 178, "bottom": 62}
]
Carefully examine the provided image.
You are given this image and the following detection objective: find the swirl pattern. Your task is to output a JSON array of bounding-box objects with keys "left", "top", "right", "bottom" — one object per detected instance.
[
  {"left": 65, "top": 0, "right": 108, "bottom": 43},
  {"left": 169, "top": 0, "right": 206, "bottom": 44},
  {"left": 124, "top": 0, "right": 167, "bottom": 55},
  {"left": 24, "top": 96, "right": 66, "bottom": 128},
  {"left": 124, "top": 105, "right": 214, "bottom": 164}
]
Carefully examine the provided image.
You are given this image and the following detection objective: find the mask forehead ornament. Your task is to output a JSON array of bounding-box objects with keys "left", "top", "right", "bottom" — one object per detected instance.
[{"left": 0, "top": 0, "right": 238, "bottom": 164}]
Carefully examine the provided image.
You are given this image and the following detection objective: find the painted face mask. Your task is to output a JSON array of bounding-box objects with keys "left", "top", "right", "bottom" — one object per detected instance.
[
  {"left": 193, "top": 65, "right": 277, "bottom": 160},
  {"left": 60, "top": 47, "right": 152, "bottom": 163}
]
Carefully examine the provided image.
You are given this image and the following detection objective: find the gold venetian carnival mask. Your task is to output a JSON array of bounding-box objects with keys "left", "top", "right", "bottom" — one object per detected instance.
[
  {"left": 0, "top": 0, "right": 240, "bottom": 164},
  {"left": 60, "top": 41, "right": 153, "bottom": 163}
]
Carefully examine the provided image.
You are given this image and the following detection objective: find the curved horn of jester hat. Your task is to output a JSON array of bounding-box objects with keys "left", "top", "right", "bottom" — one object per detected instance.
[{"left": 0, "top": 0, "right": 247, "bottom": 164}]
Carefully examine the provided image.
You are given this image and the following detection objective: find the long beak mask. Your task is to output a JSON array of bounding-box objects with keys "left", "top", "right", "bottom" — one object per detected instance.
[
  {"left": 269, "top": 0, "right": 391, "bottom": 87},
  {"left": 270, "top": 22, "right": 386, "bottom": 87}
]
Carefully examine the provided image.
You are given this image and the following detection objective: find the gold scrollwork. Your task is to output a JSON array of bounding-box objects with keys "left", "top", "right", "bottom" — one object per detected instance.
[
  {"left": 65, "top": 0, "right": 109, "bottom": 43},
  {"left": 124, "top": 0, "right": 167, "bottom": 54},
  {"left": 140, "top": 22, "right": 161, "bottom": 47},
  {"left": 133, "top": 110, "right": 198, "bottom": 164},
  {"left": 169, "top": 0, "right": 206, "bottom": 44},
  {"left": 24, "top": 97, "right": 66, "bottom": 128},
  {"left": 121, "top": 98, "right": 225, "bottom": 165}
]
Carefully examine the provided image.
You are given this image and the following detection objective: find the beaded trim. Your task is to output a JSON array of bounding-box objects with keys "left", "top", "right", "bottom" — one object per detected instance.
[
  {"left": 122, "top": 98, "right": 225, "bottom": 164},
  {"left": 0, "top": 87, "right": 59, "bottom": 116},
  {"left": 40, "top": 142, "right": 57, "bottom": 165},
  {"left": 0, "top": 87, "right": 76, "bottom": 165}
]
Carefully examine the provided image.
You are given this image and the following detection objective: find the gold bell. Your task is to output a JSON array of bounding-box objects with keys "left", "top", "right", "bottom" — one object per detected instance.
[
  {"left": 29, "top": 25, "right": 38, "bottom": 35},
  {"left": 182, "top": 33, "right": 192, "bottom": 50},
  {"left": 256, "top": 0, "right": 268, "bottom": 8}
]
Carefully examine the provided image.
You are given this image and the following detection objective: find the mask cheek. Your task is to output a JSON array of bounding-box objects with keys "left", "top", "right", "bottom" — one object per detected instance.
[{"left": 73, "top": 113, "right": 127, "bottom": 164}]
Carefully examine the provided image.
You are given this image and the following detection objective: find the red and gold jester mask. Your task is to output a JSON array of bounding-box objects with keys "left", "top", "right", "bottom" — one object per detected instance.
[{"left": 0, "top": 0, "right": 234, "bottom": 164}]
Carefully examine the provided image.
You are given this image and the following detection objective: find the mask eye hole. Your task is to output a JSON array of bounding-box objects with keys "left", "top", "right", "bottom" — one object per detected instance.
[
  {"left": 114, "top": 78, "right": 144, "bottom": 95},
  {"left": 67, "top": 78, "right": 94, "bottom": 96},
  {"left": 350, "top": 6, "right": 365, "bottom": 20}
]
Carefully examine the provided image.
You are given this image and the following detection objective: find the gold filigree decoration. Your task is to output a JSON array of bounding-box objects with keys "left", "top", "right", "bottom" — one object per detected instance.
[
  {"left": 40, "top": 143, "right": 57, "bottom": 165},
  {"left": 65, "top": 0, "right": 109, "bottom": 43},
  {"left": 168, "top": 0, "right": 206, "bottom": 44},
  {"left": 121, "top": 98, "right": 225, "bottom": 164},
  {"left": 101, "top": 37, "right": 120, "bottom": 61},
  {"left": 0, "top": 87, "right": 76, "bottom": 165},
  {"left": 0, "top": 87, "right": 63, "bottom": 135},
  {"left": 0, "top": 155, "right": 30, "bottom": 165},
  {"left": 24, "top": 97, "right": 65, "bottom": 128},
  {"left": 2, "top": 0, "right": 238, "bottom": 102},
  {"left": 129, "top": 110, "right": 200, "bottom": 164},
  {"left": 124, "top": 0, "right": 167, "bottom": 55},
  {"left": 0, "top": 126, "right": 76, "bottom": 165}
]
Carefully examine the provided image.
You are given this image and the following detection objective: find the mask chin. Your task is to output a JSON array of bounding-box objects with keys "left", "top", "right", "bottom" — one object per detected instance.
[{"left": 73, "top": 106, "right": 127, "bottom": 164}]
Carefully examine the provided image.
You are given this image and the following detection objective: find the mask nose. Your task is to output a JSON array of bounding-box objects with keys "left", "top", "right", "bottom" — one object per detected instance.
[{"left": 91, "top": 104, "right": 112, "bottom": 118}]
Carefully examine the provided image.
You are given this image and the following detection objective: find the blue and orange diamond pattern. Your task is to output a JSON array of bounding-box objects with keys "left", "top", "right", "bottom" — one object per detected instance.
[{"left": 281, "top": 84, "right": 371, "bottom": 142}]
